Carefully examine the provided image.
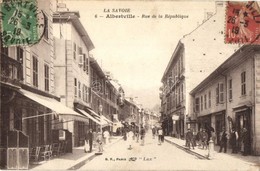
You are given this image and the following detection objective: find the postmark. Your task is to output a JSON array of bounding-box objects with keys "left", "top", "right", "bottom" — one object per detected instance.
[
  {"left": 0, "top": 0, "right": 41, "bottom": 46},
  {"left": 225, "top": 1, "right": 260, "bottom": 44}
]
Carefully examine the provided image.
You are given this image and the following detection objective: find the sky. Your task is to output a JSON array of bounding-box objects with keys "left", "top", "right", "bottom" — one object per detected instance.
[{"left": 61, "top": 0, "right": 216, "bottom": 110}]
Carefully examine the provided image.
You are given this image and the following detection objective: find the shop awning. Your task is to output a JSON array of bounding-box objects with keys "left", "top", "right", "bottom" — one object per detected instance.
[
  {"left": 18, "top": 89, "right": 88, "bottom": 122},
  {"left": 84, "top": 107, "right": 113, "bottom": 126},
  {"left": 101, "top": 115, "right": 113, "bottom": 124},
  {"left": 85, "top": 107, "right": 101, "bottom": 120},
  {"left": 76, "top": 108, "right": 101, "bottom": 125}
]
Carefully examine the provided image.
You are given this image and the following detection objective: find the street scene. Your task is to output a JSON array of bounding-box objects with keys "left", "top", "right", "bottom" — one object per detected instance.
[{"left": 0, "top": 0, "right": 260, "bottom": 171}]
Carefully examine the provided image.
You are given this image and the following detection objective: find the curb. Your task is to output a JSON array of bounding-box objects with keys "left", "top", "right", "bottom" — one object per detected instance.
[
  {"left": 164, "top": 138, "right": 210, "bottom": 160},
  {"left": 67, "top": 136, "right": 123, "bottom": 170}
]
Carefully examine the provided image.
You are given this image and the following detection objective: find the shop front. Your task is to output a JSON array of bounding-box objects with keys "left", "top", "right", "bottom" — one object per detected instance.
[
  {"left": 0, "top": 87, "right": 89, "bottom": 168},
  {"left": 234, "top": 107, "right": 252, "bottom": 155},
  {"left": 215, "top": 111, "right": 225, "bottom": 145}
]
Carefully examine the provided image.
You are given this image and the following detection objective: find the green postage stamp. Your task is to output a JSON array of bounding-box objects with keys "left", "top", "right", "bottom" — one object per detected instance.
[{"left": 1, "top": 0, "right": 39, "bottom": 46}]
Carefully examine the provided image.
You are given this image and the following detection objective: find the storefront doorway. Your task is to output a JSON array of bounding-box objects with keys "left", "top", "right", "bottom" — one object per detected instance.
[
  {"left": 235, "top": 109, "right": 251, "bottom": 154},
  {"left": 215, "top": 113, "right": 225, "bottom": 145}
]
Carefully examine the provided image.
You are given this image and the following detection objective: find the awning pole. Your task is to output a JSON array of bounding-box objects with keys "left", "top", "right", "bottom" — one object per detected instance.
[{"left": 22, "top": 112, "right": 56, "bottom": 120}]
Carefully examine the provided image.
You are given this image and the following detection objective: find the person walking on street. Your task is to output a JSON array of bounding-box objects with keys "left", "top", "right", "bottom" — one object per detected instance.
[
  {"left": 196, "top": 129, "right": 202, "bottom": 147},
  {"left": 140, "top": 126, "right": 146, "bottom": 146},
  {"left": 135, "top": 127, "right": 139, "bottom": 143},
  {"left": 103, "top": 129, "right": 110, "bottom": 144},
  {"left": 128, "top": 129, "right": 134, "bottom": 150},
  {"left": 230, "top": 127, "right": 239, "bottom": 153},
  {"left": 152, "top": 126, "right": 156, "bottom": 139},
  {"left": 85, "top": 129, "right": 93, "bottom": 153},
  {"left": 219, "top": 127, "right": 228, "bottom": 153},
  {"left": 158, "top": 127, "right": 163, "bottom": 145},
  {"left": 201, "top": 129, "right": 208, "bottom": 150},
  {"left": 186, "top": 129, "right": 194, "bottom": 149},
  {"left": 96, "top": 132, "right": 103, "bottom": 153},
  {"left": 241, "top": 128, "right": 250, "bottom": 156}
]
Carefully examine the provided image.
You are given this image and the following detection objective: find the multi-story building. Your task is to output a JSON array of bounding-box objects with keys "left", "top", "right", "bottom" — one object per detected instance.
[
  {"left": 160, "top": 2, "right": 238, "bottom": 139},
  {"left": 1, "top": 0, "right": 89, "bottom": 167},
  {"left": 190, "top": 45, "right": 260, "bottom": 155},
  {"left": 89, "top": 57, "right": 119, "bottom": 132},
  {"left": 120, "top": 98, "right": 139, "bottom": 124},
  {"left": 53, "top": 7, "right": 94, "bottom": 147}
]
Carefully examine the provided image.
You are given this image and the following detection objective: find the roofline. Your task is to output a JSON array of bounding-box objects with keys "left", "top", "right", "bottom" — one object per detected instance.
[
  {"left": 89, "top": 57, "right": 106, "bottom": 78},
  {"left": 53, "top": 12, "right": 95, "bottom": 51},
  {"left": 161, "top": 41, "right": 183, "bottom": 82},
  {"left": 190, "top": 45, "right": 260, "bottom": 95}
]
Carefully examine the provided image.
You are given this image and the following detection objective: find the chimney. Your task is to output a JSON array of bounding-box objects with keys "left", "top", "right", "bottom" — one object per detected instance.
[
  {"left": 57, "top": 3, "right": 69, "bottom": 12},
  {"left": 215, "top": 1, "right": 224, "bottom": 12}
]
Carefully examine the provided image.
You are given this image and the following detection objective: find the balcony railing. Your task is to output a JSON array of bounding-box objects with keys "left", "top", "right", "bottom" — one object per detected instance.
[{"left": 0, "top": 53, "right": 23, "bottom": 87}]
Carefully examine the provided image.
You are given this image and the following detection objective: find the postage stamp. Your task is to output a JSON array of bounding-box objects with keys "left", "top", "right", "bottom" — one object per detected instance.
[
  {"left": 1, "top": 0, "right": 39, "bottom": 46},
  {"left": 225, "top": 1, "right": 260, "bottom": 44}
]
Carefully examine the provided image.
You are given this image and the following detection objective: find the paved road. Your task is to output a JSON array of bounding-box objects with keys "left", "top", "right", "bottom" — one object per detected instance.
[{"left": 79, "top": 131, "right": 258, "bottom": 171}]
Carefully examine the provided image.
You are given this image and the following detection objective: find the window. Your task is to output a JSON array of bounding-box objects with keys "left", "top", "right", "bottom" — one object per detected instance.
[
  {"left": 74, "top": 78, "right": 77, "bottom": 97},
  {"left": 43, "top": 13, "right": 48, "bottom": 40},
  {"left": 219, "top": 83, "right": 224, "bottom": 103},
  {"left": 78, "top": 81, "right": 81, "bottom": 98},
  {"left": 241, "top": 72, "right": 246, "bottom": 95},
  {"left": 195, "top": 97, "right": 200, "bottom": 112},
  {"left": 73, "top": 43, "right": 76, "bottom": 60},
  {"left": 229, "top": 79, "right": 233, "bottom": 100},
  {"left": 181, "top": 84, "right": 184, "bottom": 102},
  {"left": 216, "top": 83, "right": 224, "bottom": 104},
  {"left": 32, "top": 56, "right": 38, "bottom": 87},
  {"left": 82, "top": 85, "right": 89, "bottom": 103},
  {"left": 201, "top": 96, "right": 203, "bottom": 111},
  {"left": 178, "top": 87, "right": 181, "bottom": 104},
  {"left": 16, "top": 47, "right": 23, "bottom": 63},
  {"left": 44, "top": 64, "right": 49, "bottom": 91},
  {"left": 204, "top": 94, "right": 207, "bottom": 109},
  {"left": 0, "top": 35, "right": 8, "bottom": 55},
  {"left": 208, "top": 91, "right": 211, "bottom": 108},
  {"left": 180, "top": 55, "right": 183, "bottom": 73}
]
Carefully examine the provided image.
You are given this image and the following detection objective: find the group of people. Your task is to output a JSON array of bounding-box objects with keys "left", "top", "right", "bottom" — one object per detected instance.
[
  {"left": 84, "top": 129, "right": 111, "bottom": 153},
  {"left": 219, "top": 127, "right": 250, "bottom": 156},
  {"left": 185, "top": 128, "right": 211, "bottom": 150},
  {"left": 185, "top": 127, "right": 251, "bottom": 156},
  {"left": 124, "top": 126, "right": 146, "bottom": 149}
]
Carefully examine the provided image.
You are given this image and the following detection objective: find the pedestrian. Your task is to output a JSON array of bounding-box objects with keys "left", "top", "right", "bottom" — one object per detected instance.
[
  {"left": 186, "top": 129, "right": 194, "bottom": 149},
  {"left": 123, "top": 128, "right": 127, "bottom": 141},
  {"left": 229, "top": 127, "right": 239, "bottom": 153},
  {"left": 219, "top": 127, "right": 228, "bottom": 153},
  {"left": 96, "top": 132, "right": 103, "bottom": 153},
  {"left": 128, "top": 129, "right": 134, "bottom": 150},
  {"left": 85, "top": 129, "right": 93, "bottom": 153},
  {"left": 103, "top": 129, "right": 110, "bottom": 144},
  {"left": 135, "top": 127, "right": 139, "bottom": 143},
  {"left": 196, "top": 129, "right": 202, "bottom": 147},
  {"left": 201, "top": 129, "right": 208, "bottom": 150},
  {"left": 241, "top": 128, "right": 250, "bottom": 156},
  {"left": 158, "top": 127, "right": 163, "bottom": 145},
  {"left": 140, "top": 126, "right": 146, "bottom": 146},
  {"left": 211, "top": 130, "right": 216, "bottom": 145},
  {"left": 152, "top": 126, "right": 156, "bottom": 139}
]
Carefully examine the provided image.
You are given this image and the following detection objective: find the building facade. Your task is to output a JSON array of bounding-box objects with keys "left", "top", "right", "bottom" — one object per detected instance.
[
  {"left": 190, "top": 45, "right": 260, "bottom": 155},
  {"left": 160, "top": 2, "right": 238, "bottom": 139},
  {"left": 53, "top": 8, "right": 94, "bottom": 147},
  {"left": 0, "top": 0, "right": 59, "bottom": 167}
]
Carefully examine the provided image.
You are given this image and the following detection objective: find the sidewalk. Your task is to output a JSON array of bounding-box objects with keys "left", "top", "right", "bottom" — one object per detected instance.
[
  {"left": 164, "top": 136, "right": 260, "bottom": 167},
  {"left": 29, "top": 136, "right": 123, "bottom": 170}
]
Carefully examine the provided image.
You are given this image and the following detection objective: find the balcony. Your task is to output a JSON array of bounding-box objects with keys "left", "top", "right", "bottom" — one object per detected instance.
[{"left": 0, "top": 53, "right": 23, "bottom": 87}]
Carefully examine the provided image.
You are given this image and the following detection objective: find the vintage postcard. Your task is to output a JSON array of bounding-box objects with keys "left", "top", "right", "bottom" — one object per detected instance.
[{"left": 0, "top": 0, "right": 260, "bottom": 171}]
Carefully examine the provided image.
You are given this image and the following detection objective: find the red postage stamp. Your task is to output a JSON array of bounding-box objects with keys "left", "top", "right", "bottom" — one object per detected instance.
[{"left": 225, "top": 1, "right": 260, "bottom": 44}]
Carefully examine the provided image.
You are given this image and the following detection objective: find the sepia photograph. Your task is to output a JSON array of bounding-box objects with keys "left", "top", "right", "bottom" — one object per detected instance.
[{"left": 0, "top": 0, "right": 260, "bottom": 170}]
